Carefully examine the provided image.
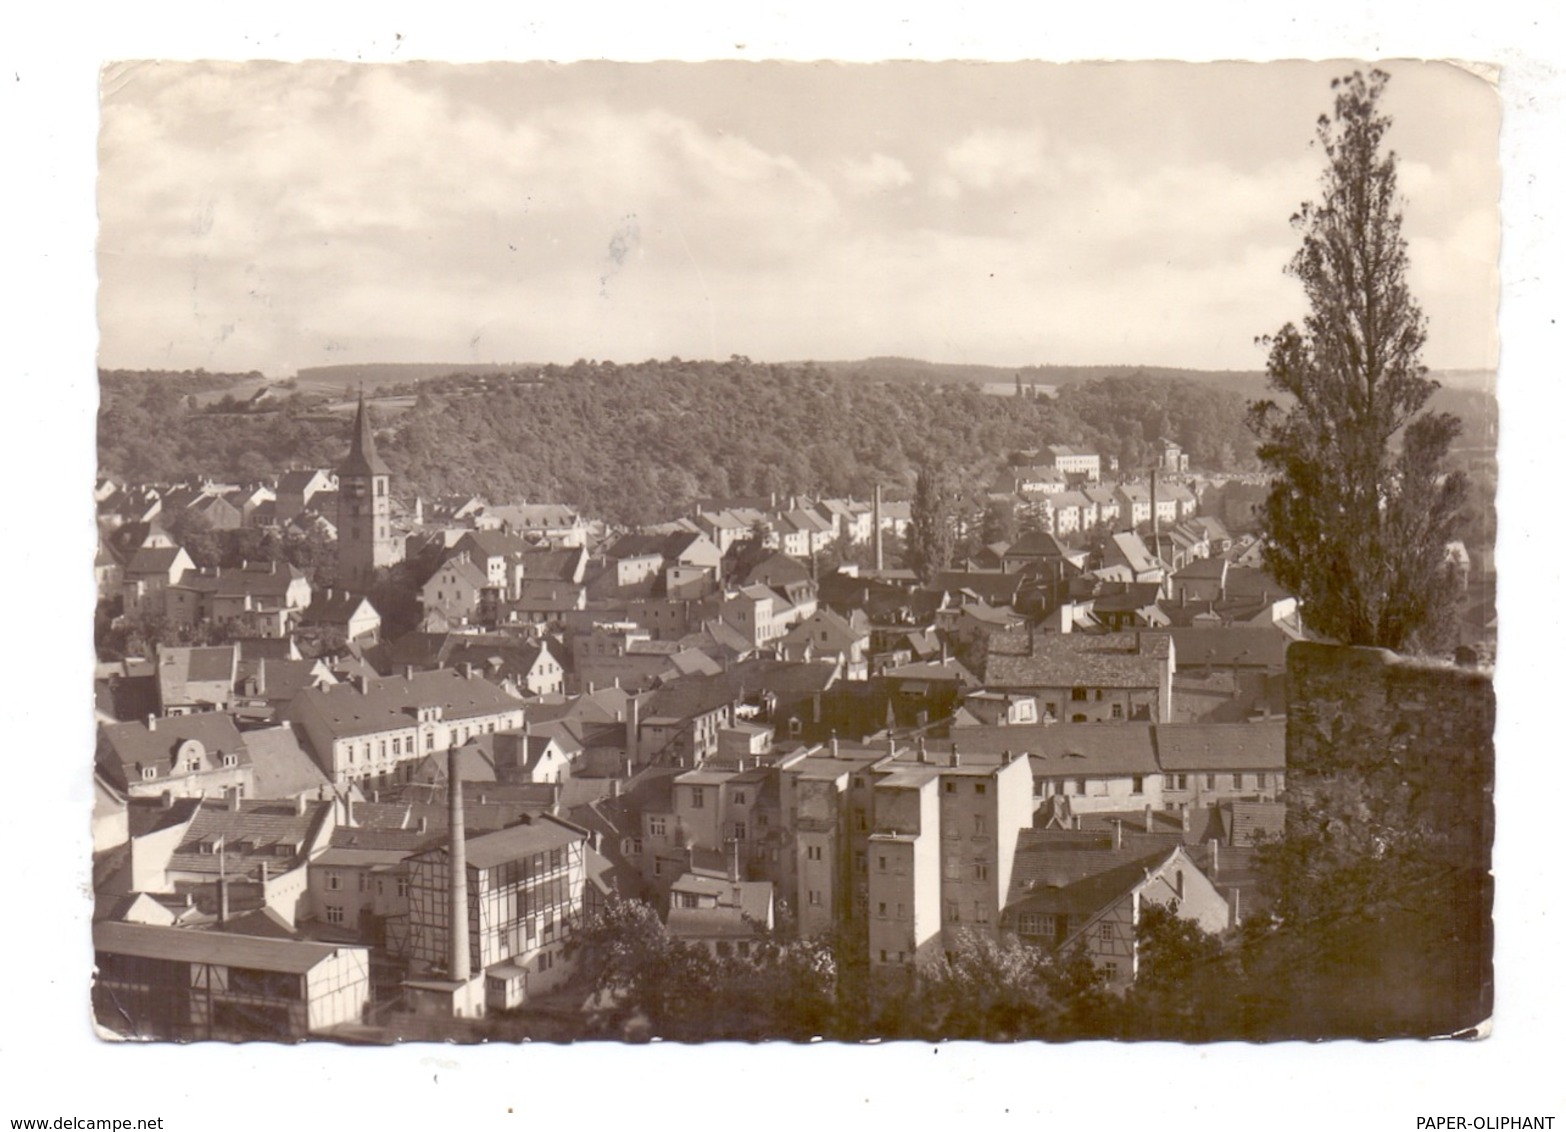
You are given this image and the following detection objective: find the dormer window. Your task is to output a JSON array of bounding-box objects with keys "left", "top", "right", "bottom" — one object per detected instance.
[{"left": 141, "top": 766, "right": 157, "bottom": 781}]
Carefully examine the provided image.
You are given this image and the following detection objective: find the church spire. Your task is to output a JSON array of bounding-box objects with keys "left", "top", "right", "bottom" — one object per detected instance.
[{"left": 341, "top": 390, "right": 390, "bottom": 477}]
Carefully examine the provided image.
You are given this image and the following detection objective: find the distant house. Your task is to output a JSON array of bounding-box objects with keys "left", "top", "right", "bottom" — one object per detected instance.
[
  {"left": 274, "top": 469, "right": 337, "bottom": 526},
  {"left": 285, "top": 668, "right": 526, "bottom": 789},
  {"left": 780, "top": 607, "right": 870, "bottom": 675},
  {"left": 420, "top": 554, "right": 488, "bottom": 625},
  {"left": 155, "top": 645, "right": 237, "bottom": 715},
  {"left": 405, "top": 815, "right": 590, "bottom": 1008},
  {"left": 97, "top": 711, "right": 254, "bottom": 800},
  {"left": 93, "top": 922, "right": 370, "bottom": 1041},
  {"left": 475, "top": 503, "right": 588, "bottom": 547},
  {"left": 122, "top": 545, "right": 195, "bottom": 618},
  {"left": 299, "top": 588, "right": 382, "bottom": 644},
  {"left": 982, "top": 629, "right": 1174, "bottom": 724},
  {"left": 1003, "top": 832, "right": 1228, "bottom": 988},
  {"left": 666, "top": 873, "right": 775, "bottom": 959},
  {"left": 1043, "top": 445, "right": 1102, "bottom": 483}
]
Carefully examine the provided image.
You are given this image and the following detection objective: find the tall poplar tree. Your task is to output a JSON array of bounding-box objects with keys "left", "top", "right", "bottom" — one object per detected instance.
[
  {"left": 907, "top": 465, "right": 957, "bottom": 584},
  {"left": 1248, "top": 69, "right": 1468, "bottom": 653}
]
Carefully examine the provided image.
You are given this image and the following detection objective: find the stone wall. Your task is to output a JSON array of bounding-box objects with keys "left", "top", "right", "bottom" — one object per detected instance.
[{"left": 1282, "top": 642, "right": 1494, "bottom": 1037}]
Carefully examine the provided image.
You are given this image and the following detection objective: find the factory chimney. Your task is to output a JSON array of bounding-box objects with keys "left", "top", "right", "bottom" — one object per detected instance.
[
  {"left": 873, "top": 484, "right": 884, "bottom": 573},
  {"left": 447, "top": 744, "right": 471, "bottom": 982}
]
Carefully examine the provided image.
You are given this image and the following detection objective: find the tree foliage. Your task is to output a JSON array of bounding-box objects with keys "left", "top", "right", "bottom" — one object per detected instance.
[
  {"left": 906, "top": 464, "right": 958, "bottom": 583},
  {"left": 1248, "top": 70, "right": 1467, "bottom": 652}
]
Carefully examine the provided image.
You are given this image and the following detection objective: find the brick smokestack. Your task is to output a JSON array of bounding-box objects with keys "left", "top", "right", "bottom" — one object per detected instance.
[
  {"left": 873, "top": 484, "right": 884, "bottom": 573},
  {"left": 447, "top": 744, "right": 471, "bottom": 982}
]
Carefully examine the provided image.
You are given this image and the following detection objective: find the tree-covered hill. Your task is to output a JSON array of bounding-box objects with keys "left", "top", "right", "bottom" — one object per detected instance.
[{"left": 100, "top": 357, "right": 1278, "bottom": 526}]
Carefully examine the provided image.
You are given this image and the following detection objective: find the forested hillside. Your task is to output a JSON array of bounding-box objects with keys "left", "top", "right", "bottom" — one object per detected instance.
[{"left": 101, "top": 358, "right": 1272, "bottom": 526}]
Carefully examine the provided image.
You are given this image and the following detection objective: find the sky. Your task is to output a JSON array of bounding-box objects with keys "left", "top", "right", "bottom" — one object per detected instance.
[{"left": 97, "top": 59, "right": 1501, "bottom": 376}]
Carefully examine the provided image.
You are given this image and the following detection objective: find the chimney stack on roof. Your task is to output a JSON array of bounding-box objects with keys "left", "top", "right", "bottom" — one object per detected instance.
[
  {"left": 1111, "top": 819, "right": 1123, "bottom": 851},
  {"left": 951, "top": 747, "right": 961, "bottom": 769},
  {"left": 147, "top": 714, "right": 157, "bottom": 732}
]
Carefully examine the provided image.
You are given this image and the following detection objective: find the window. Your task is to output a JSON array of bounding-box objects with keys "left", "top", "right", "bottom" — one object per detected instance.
[
  {"left": 733, "top": 791, "right": 746, "bottom": 805},
  {"left": 877, "top": 855, "right": 887, "bottom": 872},
  {"left": 141, "top": 767, "right": 157, "bottom": 781},
  {"left": 1095, "top": 689, "right": 1104, "bottom": 701},
  {"left": 946, "top": 900, "right": 960, "bottom": 923},
  {"left": 396, "top": 878, "right": 408, "bottom": 898},
  {"left": 425, "top": 732, "right": 435, "bottom": 751},
  {"left": 1206, "top": 774, "right": 1217, "bottom": 791},
  {"left": 1075, "top": 778, "right": 1087, "bottom": 795},
  {"left": 1099, "top": 922, "right": 1114, "bottom": 941},
  {"left": 975, "top": 901, "right": 989, "bottom": 924},
  {"left": 631, "top": 837, "right": 643, "bottom": 855},
  {"left": 222, "top": 753, "right": 238, "bottom": 768},
  {"left": 690, "top": 788, "right": 705, "bottom": 809},
  {"left": 1111, "top": 703, "right": 1124, "bottom": 720},
  {"left": 1232, "top": 773, "right": 1243, "bottom": 790},
  {"left": 733, "top": 821, "right": 747, "bottom": 841},
  {"left": 877, "top": 902, "right": 887, "bottom": 919},
  {"left": 678, "top": 893, "right": 700, "bottom": 909},
  {"left": 359, "top": 873, "right": 369, "bottom": 892},
  {"left": 326, "top": 872, "right": 342, "bottom": 891},
  {"left": 1256, "top": 773, "right": 1268, "bottom": 789},
  {"left": 1071, "top": 687, "right": 1087, "bottom": 702},
  {"left": 944, "top": 857, "right": 960, "bottom": 881},
  {"left": 649, "top": 817, "right": 666, "bottom": 837},
  {"left": 974, "top": 782, "right": 987, "bottom": 796},
  {"left": 974, "top": 861, "right": 990, "bottom": 882},
  {"left": 653, "top": 860, "right": 662, "bottom": 877},
  {"left": 1131, "top": 774, "right": 1144, "bottom": 794},
  {"left": 879, "top": 950, "right": 889, "bottom": 963},
  {"left": 1018, "top": 913, "right": 1046, "bottom": 936},
  {"left": 808, "top": 890, "right": 822, "bottom": 907},
  {"left": 973, "top": 815, "right": 986, "bottom": 836},
  {"left": 807, "top": 845, "right": 823, "bottom": 861},
  {"left": 324, "top": 906, "right": 344, "bottom": 925},
  {"left": 1164, "top": 773, "right": 1188, "bottom": 791}
]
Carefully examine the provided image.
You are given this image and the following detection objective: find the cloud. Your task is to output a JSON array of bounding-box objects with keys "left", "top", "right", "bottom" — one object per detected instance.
[
  {"left": 842, "top": 153, "right": 913, "bottom": 196},
  {"left": 932, "top": 127, "right": 1054, "bottom": 198}
]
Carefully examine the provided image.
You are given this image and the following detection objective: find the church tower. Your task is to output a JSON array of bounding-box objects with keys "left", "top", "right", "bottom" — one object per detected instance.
[{"left": 338, "top": 393, "right": 403, "bottom": 588}]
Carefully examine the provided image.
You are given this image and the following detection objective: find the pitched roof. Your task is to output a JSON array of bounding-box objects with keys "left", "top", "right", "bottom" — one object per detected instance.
[
  {"left": 983, "top": 632, "right": 1170, "bottom": 690},
  {"left": 1006, "top": 830, "right": 1179, "bottom": 914},
  {"left": 290, "top": 669, "right": 523, "bottom": 739},
  {"left": 1164, "top": 626, "right": 1289, "bottom": 670},
  {"left": 301, "top": 589, "right": 377, "bottom": 625},
  {"left": 244, "top": 724, "right": 333, "bottom": 799},
  {"left": 125, "top": 546, "right": 187, "bottom": 575},
  {"left": 1152, "top": 721, "right": 1286, "bottom": 771},
  {"left": 169, "top": 798, "right": 331, "bottom": 876},
  {"left": 98, "top": 712, "right": 250, "bottom": 788},
  {"left": 436, "top": 815, "right": 586, "bottom": 870},
  {"left": 998, "top": 724, "right": 1162, "bottom": 776},
  {"left": 93, "top": 921, "right": 355, "bottom": 974},
  {"left": 340, "top": 394, "right": 390, "bottom": 476}
]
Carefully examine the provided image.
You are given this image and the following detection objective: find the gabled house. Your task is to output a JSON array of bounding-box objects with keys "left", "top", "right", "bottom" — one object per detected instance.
[
  {"left": 981, "top": 629, "right": 1175, "bottom": 724},
  {"left": 122, "top": 545, "right": 195, "bottom": 617},
  {"left": 285, "top": 668, "right": 526, "bottom": 789},
  {"left": 780, "top": 607, "right": 870, "bottom": 675},
  {"left": 274, "top": 469, "right": 337, "bottom": 526},
  {"left": 155, "top": 645, "right": 237, "bottom": 715},
  {"left": 420, "top": 554, "right": 488, "bottom": 625},
  {"left": 298, "top": 588, "right": 382, "bottom": 644},
  {"left": 1003, "top": 832, "right": 1229, "bottom": 988},
  {"left": 97, "top": 711, "right": 254, "bottom": 800}
]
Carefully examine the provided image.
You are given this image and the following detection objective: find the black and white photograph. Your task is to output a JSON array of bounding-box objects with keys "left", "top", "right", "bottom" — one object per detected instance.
[{"left": 10, "top": 5, "right": 1564, "bottom": 1129}]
